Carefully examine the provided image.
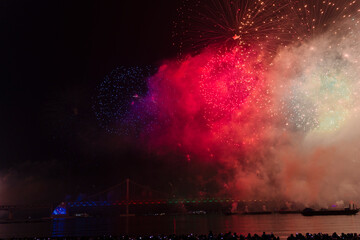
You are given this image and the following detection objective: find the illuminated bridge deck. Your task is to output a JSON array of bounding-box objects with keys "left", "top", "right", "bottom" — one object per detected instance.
[{"left": 67, "top": 199, "right": 268, "bottom": 207}]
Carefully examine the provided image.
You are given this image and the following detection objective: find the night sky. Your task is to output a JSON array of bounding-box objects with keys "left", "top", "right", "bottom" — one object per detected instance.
[
  {"left": 6, "top": 0, "right": 360, "bottom": 208},
  {"left": 1, "top": 0, "right": 183, "bottom": 203}
]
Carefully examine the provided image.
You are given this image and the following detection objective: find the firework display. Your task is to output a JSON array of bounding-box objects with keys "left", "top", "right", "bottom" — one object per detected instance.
[
  {"left": 93, "top": 66, "right": 154, "bottom": 135},
  {"left": 173, "top": 0, "right": 296, "bottom": 57},
  {"left": 95, "top": 0, "right": 360, "bottom": 206}
]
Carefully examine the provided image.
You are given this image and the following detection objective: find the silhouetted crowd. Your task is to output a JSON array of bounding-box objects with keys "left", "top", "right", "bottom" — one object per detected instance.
[
  {"left": 6, "top": 232, "right": 360, "bottom": 240},
  {"left": 3, "top": 233, "right": 279, "bottom": 240},
  {"left": 129, "top": 232, "right": 280, "bottom": 240},
  {"left": 287, "top": 232, "right": 360, "bottom": 240}
]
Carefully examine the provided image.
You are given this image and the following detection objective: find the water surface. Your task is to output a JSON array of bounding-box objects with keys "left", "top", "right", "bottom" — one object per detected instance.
[{"left": 1, "top": 214, "right": 360, "bottom": 238}]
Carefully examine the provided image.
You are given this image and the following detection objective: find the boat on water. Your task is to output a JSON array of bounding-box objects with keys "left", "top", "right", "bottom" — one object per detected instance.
[{"left": 301, "top": 207, "right": 359, "bottom": 216}]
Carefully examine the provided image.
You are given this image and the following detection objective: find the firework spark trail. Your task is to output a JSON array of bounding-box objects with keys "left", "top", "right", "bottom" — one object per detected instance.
[
  {"left": 288, "top": 0, "right": 360, "bottom": 43},
  {"left": 174, "top": 0, "right": 297, "bottom": 57},
  {"left": 95, "top": 0, "right": 360, "bottom": 206}
]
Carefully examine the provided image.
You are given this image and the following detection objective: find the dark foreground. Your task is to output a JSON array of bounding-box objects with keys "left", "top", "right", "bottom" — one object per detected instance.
[
  {"left": 2, "top": 214, "right": 360, "bottom": 238},
  {"left": 3, "top": 232, "right": 360, "bottom": 240}
]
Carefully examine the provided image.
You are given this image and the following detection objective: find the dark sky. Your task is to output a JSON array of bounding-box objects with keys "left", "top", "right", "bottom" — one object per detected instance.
[{"left": 1, "top": 0, "right": 183, "bottom": 203}]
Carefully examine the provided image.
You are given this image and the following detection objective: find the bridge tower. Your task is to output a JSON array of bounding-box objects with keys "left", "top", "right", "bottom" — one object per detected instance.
[{"left": 126, "top": 178, "right": 129, "bottom": 216}]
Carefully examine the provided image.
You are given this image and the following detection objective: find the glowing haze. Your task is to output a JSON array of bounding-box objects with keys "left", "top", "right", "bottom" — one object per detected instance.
[{"left": 96, "top": 0, "right": 360, "bottom": 207}]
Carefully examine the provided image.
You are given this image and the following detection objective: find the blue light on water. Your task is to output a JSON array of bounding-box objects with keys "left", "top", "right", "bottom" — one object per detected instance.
[{"left": 52, "top": 206, "right": 67, "bottom": 215}]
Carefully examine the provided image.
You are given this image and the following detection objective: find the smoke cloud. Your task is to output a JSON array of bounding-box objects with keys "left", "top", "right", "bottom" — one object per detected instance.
[{"left": 125, "top": 17, "right": 360, "bottom": 208}]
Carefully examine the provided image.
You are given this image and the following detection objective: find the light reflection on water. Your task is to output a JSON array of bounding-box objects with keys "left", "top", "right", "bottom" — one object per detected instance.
[{"left": 0, "top": 214, "right": 360, "bottom": 238}]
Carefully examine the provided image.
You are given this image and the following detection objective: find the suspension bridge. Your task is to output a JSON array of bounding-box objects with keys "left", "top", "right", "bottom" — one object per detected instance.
[
  {"left": 61, "top": 179, "right": 271, "bottom": 217},
  {"left": 0, "top": 179, "right": 272, "bottom": 219}
]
